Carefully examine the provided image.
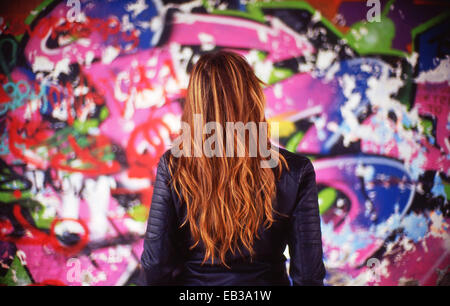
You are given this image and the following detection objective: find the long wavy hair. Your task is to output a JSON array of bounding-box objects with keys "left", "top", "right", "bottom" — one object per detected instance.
[{"left": 167, "top": 50, "right": 288, "bottom": 267}]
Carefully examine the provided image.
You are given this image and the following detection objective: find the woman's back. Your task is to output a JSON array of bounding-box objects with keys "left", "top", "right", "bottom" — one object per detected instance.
[{"left": 141, "top": 146, "right": 326, "bottom": 286}]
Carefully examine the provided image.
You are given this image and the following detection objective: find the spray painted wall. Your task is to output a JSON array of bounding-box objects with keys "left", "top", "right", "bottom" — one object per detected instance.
[{"left": 0, "top": 0, "right": 448, "bottom": 286}]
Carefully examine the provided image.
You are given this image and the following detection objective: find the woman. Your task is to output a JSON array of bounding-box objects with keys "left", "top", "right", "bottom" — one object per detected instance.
[{"left": 140, "top": 50, "right": 326, "bottom": 286}]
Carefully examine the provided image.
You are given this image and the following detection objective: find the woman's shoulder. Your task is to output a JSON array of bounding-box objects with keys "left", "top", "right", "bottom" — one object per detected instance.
[
  {"left": 160, "top": 148, "right": 172, "bottom": 161},
  {"left": 278, "top": 146, "right": 313, "bottom": 172},
  {"left": 155, "top": 149, "right": 173, "bottom": 174}
]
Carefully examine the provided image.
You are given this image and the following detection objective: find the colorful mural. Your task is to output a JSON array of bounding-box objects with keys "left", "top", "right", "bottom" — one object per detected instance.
[{"left": 0, "top": 0, "right": 448, "bottom": 286}]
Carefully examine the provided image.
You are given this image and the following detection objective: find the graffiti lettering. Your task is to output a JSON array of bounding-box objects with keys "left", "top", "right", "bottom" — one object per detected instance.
[{"left": 0, "top": 0, "right": 448, "bottom": 287}]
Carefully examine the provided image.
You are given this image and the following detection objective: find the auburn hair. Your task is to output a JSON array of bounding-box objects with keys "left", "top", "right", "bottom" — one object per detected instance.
[{"left": 167, "top": 50, "right": 288, "bottom": 267}]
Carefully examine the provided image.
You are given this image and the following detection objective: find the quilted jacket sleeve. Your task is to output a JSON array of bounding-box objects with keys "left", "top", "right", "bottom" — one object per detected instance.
[
  {"left": 288, "top": 158, "right": 326, "bottom": 286},
  {"left": 140, "top": 153, "right": 179, "bottom": 285}
]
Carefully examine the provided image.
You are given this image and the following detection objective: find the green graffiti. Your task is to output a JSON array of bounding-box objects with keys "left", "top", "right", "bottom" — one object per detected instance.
[
  {"left": 44, "top": 126, "right": 116, "bottom": 165},
  {"left": 444, "top": 182, "right": 450, "bottom": 200},
  {"left": 250, "top": 51, "right": 294, "bottom": 84},
  {"left": 286, "top": 131, "right": 304, "bottom": 153},
  {"left": 73, "top": 119, "right": 100, "bottom": 134},
  {"left": 395, "top": 64, "right": 415, "bottom": 109},
  {"left": 345, "top": 16, "right": 397, "bottom": 55},
  {"left": 31, "top": 204, "right": 55, "bottom": 229},
  {"left": 99, "top": 106, "right": 110, "bottom": 121},
  {"left": 420, "top": 118, "right": 433, "bottom": 137},
  {"left": 45, "top": 127, "right": 76, "bottom": 148},
  {"left": 318, "top": 187, "right": 338, "bottom": 215},
  {"left": 128, "top": 204, "right": 148, "bottom": 222},
  {"left": 268, "top": 67, "right": 294, "bottom": 84},
  {"left": 0, "top": 255, "right": 32, "bottom": 286},
  {"left": 0, "top": 176, "right": 31, "bottom": 202}
]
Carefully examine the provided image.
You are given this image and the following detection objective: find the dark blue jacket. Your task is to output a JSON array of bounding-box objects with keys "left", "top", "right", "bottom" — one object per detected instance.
[{"left": 140, "top": 147, "right": 326, "bottom": 286}]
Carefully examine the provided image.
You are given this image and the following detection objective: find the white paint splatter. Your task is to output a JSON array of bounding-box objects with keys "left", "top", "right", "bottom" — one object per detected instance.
[
  {"left": 415, "top": 56, "right": 450, "bottom": 85},
  {"left": 52, "top": 58, "right": 71, "bottom": 78},
  {"left": 316, "top": 50, "right": 337, "bottom": 70},
  {"left": 121, "top": 14, "right": 135, "bottom": 32},
  {"left": 429, "top": 210, "right": 449, "bottom": 239},
  {"left": 312, "top": 10, "right": 321, "bottom": 23},
  {"left": 125, "top": 0, "right": 149, "bottom": 18},
  {"left": 198, "top": 32, "right": 215, "bottom": 51},
  {"left": 61, "top": 171, "right": 84, "bottom": 219},
  {"left": 273, "top": 83, "right": 283, "bottom": 99},
  {"left": 83, "top": 176, "right": 116, "bottom": 240},
  {"left": 85, "top": 51, "right": 95, "bottom": 67},
  {"left": 102, "top": 46, "right": 120, "bottom": 64},
  {"left": 355, "top": 163, "right": 375, "bottom": 181},
  {"left": 257, "top": 28, "right": 268, "bottom": 43},
  {"left": 124, "top": 218, "right": 146, "bottom": 235},
  {"left": 32, "top": 56, "right": 54, "bottom": 72}
]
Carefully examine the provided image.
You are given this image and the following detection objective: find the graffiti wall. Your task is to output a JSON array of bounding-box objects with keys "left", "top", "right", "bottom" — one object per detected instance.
[{"left": 0, "top": 0, "right": 448, "bottom": 286}]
